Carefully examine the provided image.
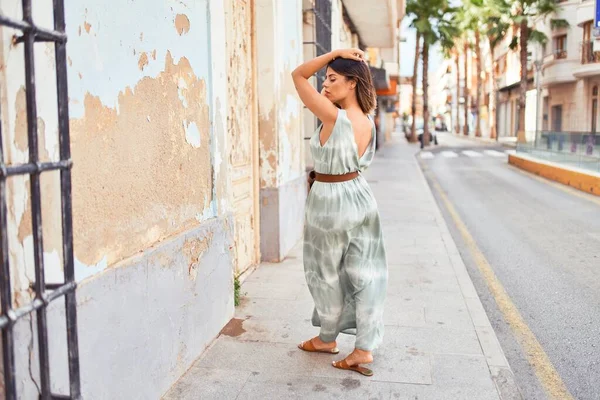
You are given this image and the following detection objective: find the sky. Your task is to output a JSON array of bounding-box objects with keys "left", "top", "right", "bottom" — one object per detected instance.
[{"left": 400, "top": 1, "right": 459, "bottom": 78}]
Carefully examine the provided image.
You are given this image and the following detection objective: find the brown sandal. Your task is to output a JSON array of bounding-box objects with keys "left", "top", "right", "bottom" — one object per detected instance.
[
  {"left": 298, "top": 339, "right": 339, "bottom": 354},
  {"left": 332, "top": 359, "right": 374, "bottom": 376}
]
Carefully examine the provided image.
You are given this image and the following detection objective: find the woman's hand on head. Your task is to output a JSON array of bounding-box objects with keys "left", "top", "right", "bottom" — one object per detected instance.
[{"left": 334, "top": 48, "right": 366, "bottom": 62}]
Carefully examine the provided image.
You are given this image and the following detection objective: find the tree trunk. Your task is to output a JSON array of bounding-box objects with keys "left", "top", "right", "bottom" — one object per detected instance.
[
  {"left": 463, "top": 39, "right": 469, "bottom": 136},
  {"left": 518, "top": 19, "right": 528, "bottom": 142},
  {"left": 410, "top": 32, "right": 421, "bottom": 143},
  {"left": 488, "top": 38, "right": 497, "bottom": 139},
  {"left": 423, "top": 40, "right": 430, "bottom": 146},
  {"left": 475, "top": 29, "right": 482, "bottom": 137},
  {"left": 455, "top": 50, "right": 461, "bottom": 135}
]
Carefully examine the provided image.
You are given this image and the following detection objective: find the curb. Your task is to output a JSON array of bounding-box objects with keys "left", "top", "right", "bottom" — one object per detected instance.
[
  {"left": 414, "top": 152, "right": 523, "bottom": 400},
  {"left": 508, "top": 153, "right": 600, "bottom": 197},
  {"left": 445, "top": 132, "right": 518, "bottom": 148}
]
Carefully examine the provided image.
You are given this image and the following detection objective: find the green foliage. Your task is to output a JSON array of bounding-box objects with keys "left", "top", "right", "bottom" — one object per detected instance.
[
  {"left": 550, "top": 18, "right": 570, "bottom": 30},
  {"left": 528, "top": 30, "right": 548, "bottom": 45},
  {"left": 407, "top": 0, "right": 457, "bottom": 48},
  {"left": 234, "top": 275, "right": 242, "bottom": 307}
]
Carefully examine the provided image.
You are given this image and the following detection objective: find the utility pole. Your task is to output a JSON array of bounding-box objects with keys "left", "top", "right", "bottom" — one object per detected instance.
[{"left": 534, "top": 58, "right": 542, "bottom": 148}]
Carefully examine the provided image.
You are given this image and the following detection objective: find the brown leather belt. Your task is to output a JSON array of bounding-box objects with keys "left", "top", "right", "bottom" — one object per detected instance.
[{"left": 314, "top": 171, "right": 360, "bottom": 183}]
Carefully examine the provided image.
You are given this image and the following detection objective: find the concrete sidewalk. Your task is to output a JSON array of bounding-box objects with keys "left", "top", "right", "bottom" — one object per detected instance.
[{"left": 164, "top": 138, "right": 517, "bottom": 399}]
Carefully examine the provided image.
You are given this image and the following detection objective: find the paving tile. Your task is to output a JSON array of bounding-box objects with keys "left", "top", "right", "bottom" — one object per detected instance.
[
  {"left": 200, "top": 338, "right": 432, "bottom": 385},
  {"left": 235, "top": 298, "right": 315, "bottom": 322},
  {"left": 162, "top": 367, "right": 250, "bottom": 400},
  {"left": 238, "top": 373, "right": 393, "bottom": 400},
  {"left": 430, "top": 354, "right": 499, "bottom": 399},
  {"left": 372, "top": 348, "right": 432, "bottom": 384},
  {"left": 242, "top": 280, "right": 307, "bottom": 300},
  {"left": 388, "top": 326, "right": 483, "bottom": 356},
  {"left": 223, "top": 317, "right": 357, "bottom": 351},
  {"left": 424, "top": 302, "right": 475, "bottom": 331},
  {"left": 384, "top": 299, "right": 426, "bottom": 327}
]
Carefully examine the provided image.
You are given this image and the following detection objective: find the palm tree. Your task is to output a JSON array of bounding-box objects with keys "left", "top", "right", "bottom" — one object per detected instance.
[
  {"left": 455, "top": 49, "right": 461, "bottom": 135},
  {"left": 498, "top": 0, "right": 569, "bottom": 142},
  {"left": 456, "top": 6, "right": 479, "bottom": 137},
  {"left": 409, "top": 32, "right": 422, "bottom": 143},
  {"left": 407, "top": 0, "right": 458, "bottom": 147},
  {"left": 439, "top": 21, "right": 462, "bottom": 136},
  {"left": 481, "top": 1, "right": 509, "bottom": 139},
  {"left": 467, "top": 0, "right": 507, "bottom": 138}
]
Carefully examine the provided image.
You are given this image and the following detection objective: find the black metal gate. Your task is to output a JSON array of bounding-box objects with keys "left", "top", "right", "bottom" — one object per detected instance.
[{"left": 0, "top": 1, "right": 81, "bottom": 399}]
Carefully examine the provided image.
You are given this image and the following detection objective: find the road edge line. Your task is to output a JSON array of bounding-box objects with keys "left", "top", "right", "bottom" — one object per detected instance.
[{"left": 419, "top": 159, "right": 574, "bottom": 400}]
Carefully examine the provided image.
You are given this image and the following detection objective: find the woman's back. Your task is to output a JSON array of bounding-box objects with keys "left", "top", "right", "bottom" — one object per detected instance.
[{"left": 310, "top": 109, "right": 376, "bottom": 176}]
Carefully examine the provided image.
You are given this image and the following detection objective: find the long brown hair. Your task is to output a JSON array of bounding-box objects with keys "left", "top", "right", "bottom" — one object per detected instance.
[{"left": 327, "top": 58, "right": 377, "bottom": 114}]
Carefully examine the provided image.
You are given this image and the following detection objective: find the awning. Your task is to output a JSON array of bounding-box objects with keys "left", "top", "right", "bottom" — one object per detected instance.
[
  {"left": 370, "top": 66, "right": 391, "bottom": 91},
  {"left": 343, "top": 0, "right": 404, "bottom": 48}
]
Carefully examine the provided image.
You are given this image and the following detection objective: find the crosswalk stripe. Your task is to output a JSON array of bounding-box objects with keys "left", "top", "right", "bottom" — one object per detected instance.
[
  {"left": 484, "top": 150, "right": 507, "bottom": 157},
  {"left": 462, "top": 150, "right": 483, "bottom": 157},
  {"left": 441, "top": 151, "right": 458, "bottom": 158},
  {"left": 420, "top": 151, "right": 434, "bottom": 159}
]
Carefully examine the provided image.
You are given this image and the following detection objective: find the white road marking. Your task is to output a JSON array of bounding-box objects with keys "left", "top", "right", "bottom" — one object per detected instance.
[
  {"left": 484, "top": 150, "right": 507, "bottom": 157},
  {"left": 420, "top": 152, "right": 435, "bottom": 159},
  {"left": 441, "top": 151, "right": 459, "bottom": 158},
  {"left": 505, "top": 149, "right": 516, "bottom": 155},
  {"left": 462, "top": 150, "right": 483, "bottom": 157}
]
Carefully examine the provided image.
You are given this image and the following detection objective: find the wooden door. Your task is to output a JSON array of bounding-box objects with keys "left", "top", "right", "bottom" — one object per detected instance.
[{"left": 225, "top": 0, "right": 260, "bottom": 276}]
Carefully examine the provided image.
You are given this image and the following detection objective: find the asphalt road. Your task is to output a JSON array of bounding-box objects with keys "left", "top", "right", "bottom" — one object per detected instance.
[{"left": 419, "top": 132, "right": 600, "bottom": 400}]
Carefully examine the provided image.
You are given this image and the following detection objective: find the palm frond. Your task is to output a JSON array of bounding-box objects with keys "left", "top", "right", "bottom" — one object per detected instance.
[{"left": 550, "top": 18, "right": 569, "bottom": 30}]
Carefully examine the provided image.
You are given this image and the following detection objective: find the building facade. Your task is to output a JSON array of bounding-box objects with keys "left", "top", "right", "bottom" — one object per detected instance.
[{"left": 535, "top": 0, "right": 599, "bottom": 135}]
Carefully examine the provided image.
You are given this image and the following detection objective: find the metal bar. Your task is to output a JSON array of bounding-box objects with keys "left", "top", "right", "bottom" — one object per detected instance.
[
  {"left": 304, "top": 7, "right": 332, "bottom": 34},
  {"left": 0, "top": 56, "right": 18, "bottom": 400},
  {"left": 0, "top": 159, "right": 72, "bottom": 177},
  {"left": 21, "top": 1, "right": 52, "bottom": 397},
  {"left": 53, "top": 0, "right": 82, "bottom": 396},
  {"left": 0, "top": 14, "right": 67, "bottom": 42},
  {"left": 0, "top": 282, "right": 76, "bottom": 330},
  {"left": 302, "top": 41, "right": 328, "bottom": 55}
]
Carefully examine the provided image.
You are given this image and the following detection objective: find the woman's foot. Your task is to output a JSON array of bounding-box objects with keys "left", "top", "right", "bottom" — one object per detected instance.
[
  {"left": 298, "top": 336, "right": 339, "bottom": 353},
  {"left": 335, "top": 348, "right": 373, "bottom": 366},
  {"left": 332, "top": 348, "right": 374, "bottom": 376}
]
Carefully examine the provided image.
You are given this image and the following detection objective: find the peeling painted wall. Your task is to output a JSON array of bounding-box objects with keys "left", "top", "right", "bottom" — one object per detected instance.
[
  {"left": 0, "top": 0, "right": 228, "bottom": 288},
  {"left": 256, "top": 0, "right": 305, "bottom": 189}
]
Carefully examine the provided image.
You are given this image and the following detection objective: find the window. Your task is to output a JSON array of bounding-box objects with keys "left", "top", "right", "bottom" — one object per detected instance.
[
  {"left": 582, "top": 22, "right": 599, "bottom": 64},
  {"left": 583, "top": 21, "right": 592, "bottom": 43},
  {"left": 554, "top": 35, "right": 567, "bottom": 59},
  {"left": 0, "top": 2, "right": 81, "bottom": 398}
]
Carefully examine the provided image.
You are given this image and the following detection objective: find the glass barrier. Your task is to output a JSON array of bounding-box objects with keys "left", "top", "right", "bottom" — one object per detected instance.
[{"left": 516, "top": 131, "right": 600, "bottom": 173}]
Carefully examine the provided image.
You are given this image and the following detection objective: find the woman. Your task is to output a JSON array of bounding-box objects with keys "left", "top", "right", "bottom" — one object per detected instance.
[{"left": 292, "top": 48, "right": 388, "bottom": 377}]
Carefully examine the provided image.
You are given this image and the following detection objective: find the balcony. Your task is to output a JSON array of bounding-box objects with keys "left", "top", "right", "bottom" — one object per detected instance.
[
  {"left": 581, "top": 41, "right": 600, "bottom": 64},
  {"left": 541, "top": 50, "right": 578, "bottom": 86},
  {"left": 573, "top": 41, "right": 600, "bottom": 78}
]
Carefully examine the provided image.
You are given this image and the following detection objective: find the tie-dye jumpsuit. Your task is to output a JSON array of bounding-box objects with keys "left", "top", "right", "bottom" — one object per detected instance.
[{"left": 304, "top": 109, "right": 388, "bottom": 351}]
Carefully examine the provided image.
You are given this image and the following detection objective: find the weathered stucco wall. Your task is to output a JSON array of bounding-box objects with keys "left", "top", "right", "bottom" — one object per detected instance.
[
  {"left": 256, "top": 0, "right": 304, "bottom": 188},
  {"left": 256, "top": 0, "right": 306, "bottom": 262},
  {"left": 1, "top": 0, "right": 229, "bottom": 287},
  {"left": 0, "top": 0, "right": 235, "bottom": 397},
  {"left": 65, "top": 0, "right": 220, "bottom": 274}
]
